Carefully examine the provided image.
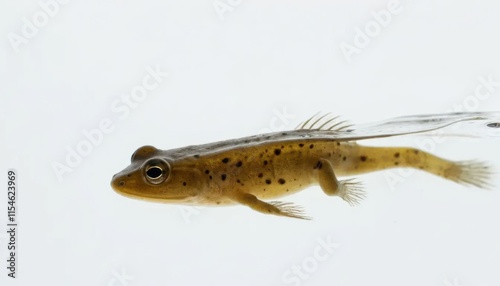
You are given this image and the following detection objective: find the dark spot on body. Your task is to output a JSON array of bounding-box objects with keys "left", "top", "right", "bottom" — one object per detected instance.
[
  {"left": 119, "top": 181, "right": 124, "bottom": 186},
  {"left": 217, "top": 202, "right": 220, "bottom": 205},
  {"left": 205, "top": 170, "right": 210, "bottom": 174},
  {"left": 274, "top": 149, "right": 281, "bottom": 156},
  {"left": 264, "top": 160, "right": 268, "bottom": 165},
  {"left": 309, "top": 144, "right": 314, "bottom": 149},
  {"left": 299, "top": 143, "right": 304, "bottom": 148},
  {"left": 221, "top": 174, "right": 227, "bottom": 180},
  {"left": 278, "top": 178, "right": 286, "bottom": 184},
  {"left": 342, "top": 156, "right": 346, "bottom": 161},
  {"left": 258, "top": 173, "right": 263, "bottom": 178},
  {"left": 281, "top": 145, "right": 284, "bottom": 149},
  {"left": 360, "top": 156, "right": 367, "bottom": 162},
  {"left": 194, "top": 154, "right": 200, "bottom": 158},
  {"left": 236, "top": 161, "right": 242, "bottom": 167},
  {"left": 182, "top": 182, "right": 186, "bottom": 186},
  {"left": 337, "top": 142, "right": 340, "bottom": 146},
  {"left": 394, "top": 152, "right": 400, "bottom": 158},
  {"left": 281, "top": 133, "right": 287, "bottom": 136},
  {"left": 222, "top": 158, "right": 229, "bottom": 163},
  {"left": 209, "top": 176, "right": 213, "bottom": 180},
  {"left": 413, "top": 150, "right": 419, "bottom": 154},
  {"left": 265, "top": 179, "right": 272, "bottom": 184},
  {"left": 395, "top": 162, "right": 399, "bottom": 165}
]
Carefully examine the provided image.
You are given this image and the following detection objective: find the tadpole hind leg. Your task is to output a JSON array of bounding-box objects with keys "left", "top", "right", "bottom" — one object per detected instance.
[{"left": 316, "top": 158, "right": 365, "bottom": 206}]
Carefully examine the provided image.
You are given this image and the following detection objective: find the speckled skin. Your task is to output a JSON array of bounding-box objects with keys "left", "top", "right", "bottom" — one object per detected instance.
[{"left": 111, "top": 128, "right": 491, "bottom": 219}]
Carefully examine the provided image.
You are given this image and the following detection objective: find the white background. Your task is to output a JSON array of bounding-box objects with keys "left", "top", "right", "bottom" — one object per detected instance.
[{"left": 1, "top": 1, "right": 500, "bottom": 286}]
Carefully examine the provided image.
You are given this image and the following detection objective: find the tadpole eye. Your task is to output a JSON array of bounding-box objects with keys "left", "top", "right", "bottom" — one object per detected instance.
[
  {"left": 146, "top": 166, "right": 163, "bottom": 179},
  {"left": 143, "top": 159, "right": 170, "bottom": 184}
]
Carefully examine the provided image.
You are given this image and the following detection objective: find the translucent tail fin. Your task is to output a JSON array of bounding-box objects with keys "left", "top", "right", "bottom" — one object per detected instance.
[{"left": 446, "top": 160, "right": 494, "bottom": 189}]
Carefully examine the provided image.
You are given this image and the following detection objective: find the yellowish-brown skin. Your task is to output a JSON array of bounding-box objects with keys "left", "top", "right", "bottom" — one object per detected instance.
[{"left": 111, "top": 125, "right": 491, "bottom": 219}]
